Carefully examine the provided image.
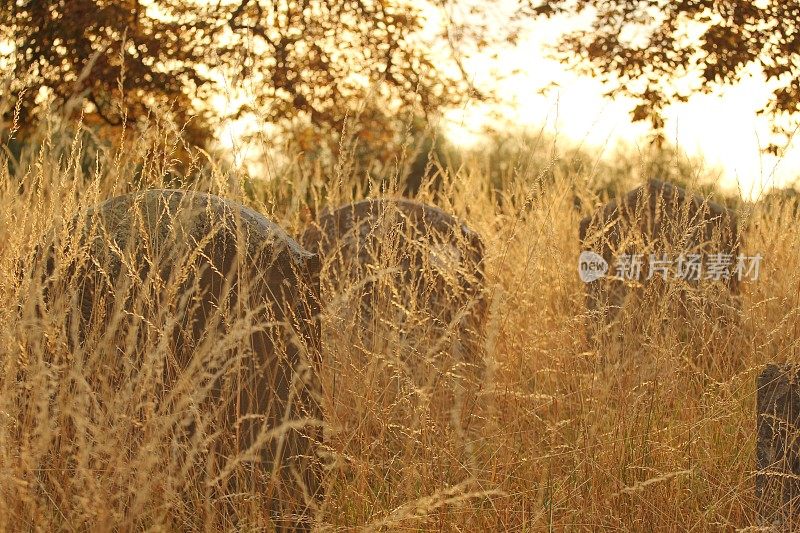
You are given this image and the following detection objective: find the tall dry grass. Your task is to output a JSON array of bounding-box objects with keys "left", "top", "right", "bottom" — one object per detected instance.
[{"left": 0, "top": 96, "right": 796, "bottom": 531}]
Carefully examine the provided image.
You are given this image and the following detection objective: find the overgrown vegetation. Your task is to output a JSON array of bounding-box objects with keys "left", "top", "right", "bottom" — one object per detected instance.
[{"left": 0, "top": 84, "right": 796, "bottom": 531}]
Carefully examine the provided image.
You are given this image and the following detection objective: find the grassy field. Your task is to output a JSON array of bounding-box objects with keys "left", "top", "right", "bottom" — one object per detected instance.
[{"left": 0, "top": 109, "right": 795, "bottom": 531}]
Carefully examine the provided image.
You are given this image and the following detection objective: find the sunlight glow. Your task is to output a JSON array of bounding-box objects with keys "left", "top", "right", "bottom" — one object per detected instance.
[
  {"left": 441, "top": 9, "right": 800, "bottom": 200},
  {"left": 202, "top": 0, "right": 799, "bottom": 200}
]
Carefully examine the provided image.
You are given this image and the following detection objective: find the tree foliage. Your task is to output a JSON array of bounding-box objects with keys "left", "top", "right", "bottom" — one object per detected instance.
[
  {"left": 1, "top": 0, "right": 476, "bottom": 150},
  {"left": 526, "top": 0, "right": 800, "bottom": 151},
  {"left": 2, "top": 0, "right": 216, "bottom": 145}
]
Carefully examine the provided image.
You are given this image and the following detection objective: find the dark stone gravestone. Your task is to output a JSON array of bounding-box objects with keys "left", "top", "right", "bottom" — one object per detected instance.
[
  {"left": 28, "top": 189, "right": 323, "bottom": 531},
  {"left": 301, "top": 197, "right": 488, "bottom": 425},
  {"left": 757, "top": 363, "right": 800, "bottom": 528},
  {"left": 578, "top": 179, "right": 742, "bottom": 337}
]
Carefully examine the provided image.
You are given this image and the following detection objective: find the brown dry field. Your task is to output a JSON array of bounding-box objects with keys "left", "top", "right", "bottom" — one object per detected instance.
[{"left": 0, "top": 112, "right": 794, "bottom": 531}]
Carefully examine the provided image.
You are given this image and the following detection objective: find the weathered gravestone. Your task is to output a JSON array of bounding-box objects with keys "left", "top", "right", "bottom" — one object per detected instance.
[
  {"left": 301, "top": 198, "right": 487, "bottom": 423},
  {"left": 578, "top": 179, "right": 741, "bottom": 335},
  {"left": 757, "top": 364, "right": 800, "bottom": 528},
  {"left": 27, "top": 190, "right": 323, "bottom": 531}
]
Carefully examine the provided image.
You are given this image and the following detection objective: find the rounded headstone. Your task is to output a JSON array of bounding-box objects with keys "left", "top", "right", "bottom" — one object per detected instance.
[
  {"left": 302, "top": 198, "right": 487, "bottom": 417},
  {"left": 29, "top": 189, "right": 323, "bottom": 530}
]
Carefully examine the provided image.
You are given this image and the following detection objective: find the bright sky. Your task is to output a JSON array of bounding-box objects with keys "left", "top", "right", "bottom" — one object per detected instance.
[
  {"left": 213, "top": 2, "right": 800, "bottom": 201},
  {"left": 436, "top": 7, "right": 800, "bottom": 201}
]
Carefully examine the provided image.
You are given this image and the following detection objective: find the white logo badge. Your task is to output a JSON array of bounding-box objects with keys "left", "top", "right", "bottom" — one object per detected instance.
[{"left": 578, "top": 251, "right": 608, "bottom": 283}]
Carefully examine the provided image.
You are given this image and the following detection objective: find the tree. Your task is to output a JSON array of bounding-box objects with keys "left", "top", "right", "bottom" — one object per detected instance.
[
  {"left": 1, "top": 0, "right": 478, "bottom": 153},
  {"left": 525, "top": 0, "right": 800, "bottom": 151},
  {"left": 2, "top": 0, "right": 215, "bottom": 147}
]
